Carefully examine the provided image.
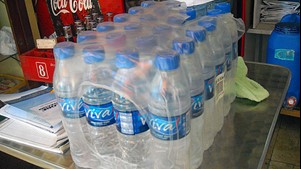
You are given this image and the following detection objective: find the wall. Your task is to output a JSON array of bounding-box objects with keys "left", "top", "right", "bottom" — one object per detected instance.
[
  {"left": 0, "top": 2, "right": 10, "bottom": 28},
  {"left": 0, "top": 1, "right": 24, "bottom": 78}
]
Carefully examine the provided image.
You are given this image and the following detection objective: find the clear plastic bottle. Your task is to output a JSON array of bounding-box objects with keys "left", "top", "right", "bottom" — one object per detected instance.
[
  {"left": 153, "top": 24, "right": 173, "bottom": 49},
  {"left": 113, "top": 13, "right": 131, "bottom": 23},
  {"left": 112, "top": 48, "right": 150, "bottom": 167},
  {"left": 148, "top": 50, "right": 191, "bottom": 169},
  {"left": 198, "top": 18, "right": 225, "bottom": 133},
  {"left": 215, "top": 2, "right": 239, "bottom": 104},
  {"left": 53, "top": 42, "right": 98, "bottom": 168},
  {"left": 96, "top": 22, "right": 115, "bottom": 32},
  {"left": 81, "top": 45, "right": 118, "bottom": 162},
  {"left": 172, "top": 37, "right": 205, "bottom": 169},
  {"left": 207, "top": 9, "right": 233, "bottom": 117},
  {"left": 128, "top": 6, "right": 145, "bottom": 15},
  {"left": 186, "top": 25, "right": 216, "bottom": 151}
]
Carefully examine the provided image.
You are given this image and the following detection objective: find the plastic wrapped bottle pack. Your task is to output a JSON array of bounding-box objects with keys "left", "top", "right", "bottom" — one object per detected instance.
[{"left": 53, "top": 1, "right": 245, "bottom": 169}]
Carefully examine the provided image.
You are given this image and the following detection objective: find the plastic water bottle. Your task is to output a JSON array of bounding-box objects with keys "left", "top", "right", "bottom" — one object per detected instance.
[
  {"left": 186, "top": 26, "right": 216, "bottom": 151},
  {"left": 207, "top": 9, "right": 233, "bottom": 117},
  {"left": 124, "top": 22, "right": 143, "bottom": 47},
  {"left": 112, "top": 48, "right": 150, "bottom": 167},
  {"left": 81, "top": 45, "right": 118, "bottom": 161},
  {"left": 172, "top": 37, "right": 205, "bottom": 169},
  {"left": 128, "top": 6, "right": 145, "bottom": 15},
  {"left": 96, "top": 22, "right": 115, "bottom": 32},
  {"left": 114, "top": 13, "right": 131, "bottom": 23},
  {"left": 215, "top": 2, "right": 239, "bottom": 104},
  {"left": 153, "top": 24, "right": 173, "bottom": 49},
  {"left": 148, "top": 50, "right": 191, "bottom": 169},
  {"left": 198, "top": 18, "right": 225, "bottom": 133},
  {"left": 53, "top": 42, "right": 98, "bottom": 168}
]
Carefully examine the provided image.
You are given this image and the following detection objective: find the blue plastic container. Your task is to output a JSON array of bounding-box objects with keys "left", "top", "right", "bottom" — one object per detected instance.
[{"left": 267, "top": 14, "right": 300, "bottom": 108}]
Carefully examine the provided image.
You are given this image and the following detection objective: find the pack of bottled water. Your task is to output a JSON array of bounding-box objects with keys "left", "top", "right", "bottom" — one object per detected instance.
[{"left": 53, "top": 1, "right": 245, "bottom": 169}]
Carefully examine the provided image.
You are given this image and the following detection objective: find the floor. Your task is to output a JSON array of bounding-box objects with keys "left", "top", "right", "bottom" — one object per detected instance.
[
  {"left": 262, "top": 114, "right": 300, "bottom": 169},
  {"left": 0, "top": 115, "right": 299, "bottom": 169}
]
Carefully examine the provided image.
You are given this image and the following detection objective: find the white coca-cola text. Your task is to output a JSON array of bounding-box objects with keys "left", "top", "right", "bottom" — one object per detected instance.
[{"left": 50, "top": 0, "right": 93, "bottom": 16}]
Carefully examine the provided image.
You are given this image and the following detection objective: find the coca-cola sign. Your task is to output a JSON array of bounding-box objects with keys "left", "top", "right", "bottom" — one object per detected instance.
[
  {"left": 34, "top": 0, "right": 125, "bottom": 38},
  {"left": 50, "top": 0, "right": 93, "bottom": 16}
]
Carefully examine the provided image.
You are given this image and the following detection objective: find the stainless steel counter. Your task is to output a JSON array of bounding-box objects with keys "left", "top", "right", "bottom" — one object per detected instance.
[
  {"left": 0, "top": 61, "right": 290, "bottom": 169},
  {"left": 200, "top": 61, "right": 290, "bottom": 169}
]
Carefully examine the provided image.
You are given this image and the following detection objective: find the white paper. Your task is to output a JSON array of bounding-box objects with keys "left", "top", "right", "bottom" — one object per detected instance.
[
  {"left": 0, "top": 86, "right": 48, "bottom": 102},
  {"left": 0, "top": 87, "right": 63, "bottom": 133},
  {"left": 0, "top": 119, "right": 58, "bottom": 147}
]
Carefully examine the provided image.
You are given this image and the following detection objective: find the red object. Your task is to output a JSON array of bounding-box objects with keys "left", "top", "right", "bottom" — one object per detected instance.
[
  {"left": 98, "top": 0, "right": 125, "bottom": 21},
  {"left": 19, "top": 49, "right": 55, "bottom": 83},
  {"left": 33, "top": 0, "right": 125, "bottom": 38}
]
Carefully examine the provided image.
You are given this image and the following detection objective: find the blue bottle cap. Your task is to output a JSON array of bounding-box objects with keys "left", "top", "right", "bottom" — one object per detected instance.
[
  {"left": 115, "top": 48, "right": 139, "bottom": 68},
  {"left": 153, "top": 24, "right": 172, "bottom": 34},
  {"left": 186, "top": 26, "right": 206, "bottom": 42},
  {"left": 215, "top": 2, "right": 231, "bottom": 14},
  {"left": 135, "top": 35, "right": 157, "bottom": 49},
  {"left": 141, "top": 1, "right": 156, "bottom": 8},
  {"left": 124, "top": 22, "right": 142, "bottom": 31},
  {"left": 181, "top": 7, "right": 196, "bottom": 21},
  {"left": 77, "top": 31, "right": 97, "bottom": 43},
  {"left": 198, "top": 19, "right": 216, "bottom": 32},
  {"left": 113, "top": 13, "right": 130, "bottom": 23},
  {"left": 155, "top": 50, "right": 180, "bottom": 71},
  {"left": 167, "top": 16, "right": 185, "bottom": 26},
  {"left": 53, "top": 42, "right": 75, "bottom": 60},
  {"left": 207, "top": 9, "right": 223, "bottom": 16},
  {"left": 82, "top": 45, "right": 105, "bottom": 64},
  {"left": 96, "top": 22, "right": 115, "bottom": 32},
  {"left": 128, "top": 6, "right": 144, "bottom": 15},
  {"left": 172, "top": 37, "right": 195, "bottom": 55},
  {"left": 140, "top": 14, "right": 157, "bottom": 22}
]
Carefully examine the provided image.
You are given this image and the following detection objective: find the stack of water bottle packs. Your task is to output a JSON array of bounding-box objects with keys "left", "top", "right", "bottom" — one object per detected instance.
[{"left": 53, "top": 1, "right": 245, "bottom": 169}]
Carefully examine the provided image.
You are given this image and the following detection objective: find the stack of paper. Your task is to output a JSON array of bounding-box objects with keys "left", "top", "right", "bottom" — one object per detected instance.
[
  {"left": 0, "top": 86, "right": 69, "bottom": 154},
  {"left": 260, "top": 0, "right": 300, "bottom": 23}
]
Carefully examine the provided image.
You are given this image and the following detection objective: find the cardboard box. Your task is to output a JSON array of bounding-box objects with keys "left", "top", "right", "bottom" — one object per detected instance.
[{"left": 19, "top": 49, "right": 55, "bottom": 83}]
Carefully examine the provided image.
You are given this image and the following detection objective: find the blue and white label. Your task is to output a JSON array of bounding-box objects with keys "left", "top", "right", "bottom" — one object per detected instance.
[
  {"left": 274, "top": 49, "right": 295, "bottom": 61},
  {"left": 148, "top": 110, "right": 191, "bottom": 141},
  {"left": 84, "top": 102, "right": 115, "bottom": 127},
  {"left": 205, "top": 76, "right": 215, "bottom": 100},
  {"left": 226, "top": 52, "right": 232, "bottom": 71},
  {"left": 215, "top": 63, "right": 225, "bottom": 76},
  {"left": 232, "top": 42, "right": 238, "bottom": 60},
  {"left": 191, "top": 93, "right": 204, "bottom": 118},
  {"left": 57, "top": 97, "right": 85, "bottom": 119},
  {"left": 114, "top": 109, "right": 149, "bottom": 135}
]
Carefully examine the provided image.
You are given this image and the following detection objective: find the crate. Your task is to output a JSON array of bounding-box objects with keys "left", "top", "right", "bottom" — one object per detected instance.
[
  {"left": 0, "top": 74, "right": 27, "bottom": 94},
  {"left": 19, "top": 48, "right": 55, "bottom": 84}
]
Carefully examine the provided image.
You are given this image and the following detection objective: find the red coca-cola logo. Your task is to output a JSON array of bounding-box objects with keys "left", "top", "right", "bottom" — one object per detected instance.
[{"left": 50, "top": 0, "right": 93, "bottom": 16}]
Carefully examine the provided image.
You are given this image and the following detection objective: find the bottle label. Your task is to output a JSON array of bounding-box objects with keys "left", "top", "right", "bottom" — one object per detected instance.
[
  {"left": 84, "top": 102, "right": 115, "bottom": 127},
  {"left": 274, "top": 49, "right": 295, "bottom": 61},
  {"left": 215, "top": 71, "right": 225, "bottom": 103},
  {"left": 57, "top": 97, "right": 85, "bottom": 119},
  {"left": 148, "top": 110, "right": 191, "bottom": 141},
  {"left": 191, "top": 92, "right": 204, "bottom": 118},
  {"left": 232, "top": 42, "right": 238, "bottom": 60},
  {"left": 226, "top": 51, "right": 232, "bottom": 71},
  {"left": 215, "top": 63, "right": 224, "bottom": 76},
  {"left": 114, "top": 109, "right": 149, "bottom": 135},
  {"left": 205, "top": 76, "right": 215, "bottom": 100}
]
